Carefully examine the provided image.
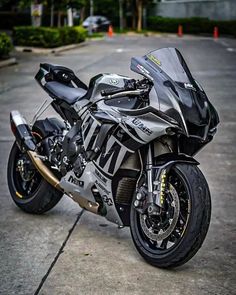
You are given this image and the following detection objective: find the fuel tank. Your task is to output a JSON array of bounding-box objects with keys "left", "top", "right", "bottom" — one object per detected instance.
[
  {"left": 88, "top": 73, "right": 131, "bottom": 99},
  {"left": 88, "top": 73, "right": 140, "bottom": 109}
]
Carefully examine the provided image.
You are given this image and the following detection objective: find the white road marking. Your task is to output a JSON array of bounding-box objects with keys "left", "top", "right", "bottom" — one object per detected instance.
[
  {"left": 219, "top": 40, "right": 229, "bottom": 47},
  {"left": 227, "top": 48, "right": 235, "bottom": 52},
  {"left": 0, "top": 136, "right": 14, "bottom": 142},
  {"left": 116, "top": 48, "right": 124, "bottom": 53}
]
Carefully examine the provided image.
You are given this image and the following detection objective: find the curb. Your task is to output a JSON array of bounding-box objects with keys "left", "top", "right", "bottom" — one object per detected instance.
[
  {"left": 0, "top": 57, "right": 17, "bottom": 68},
  {"left": 15, "top": 41, "right": 87, "bottom": 54}
]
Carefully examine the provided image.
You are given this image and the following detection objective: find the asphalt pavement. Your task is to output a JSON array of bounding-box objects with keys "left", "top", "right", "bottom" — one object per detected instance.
[{"left": 0, "top": 34, "right": 236, "bottom": 295}]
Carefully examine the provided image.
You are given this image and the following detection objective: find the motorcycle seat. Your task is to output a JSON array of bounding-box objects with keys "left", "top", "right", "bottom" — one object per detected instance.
[{"left": 45, "top": 81, "right": 87, "bottom": 104}]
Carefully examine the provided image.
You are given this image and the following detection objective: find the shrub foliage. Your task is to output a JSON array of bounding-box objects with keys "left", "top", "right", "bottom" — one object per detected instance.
[
  {"left": 0, "top": 32, "right": 13, "bottom": 58},
  {"left": 13, "top": 26, "right": 87, "bottom": 48},
  {"left": 147, "top": 16, "right": 236, "bottom": 37}
]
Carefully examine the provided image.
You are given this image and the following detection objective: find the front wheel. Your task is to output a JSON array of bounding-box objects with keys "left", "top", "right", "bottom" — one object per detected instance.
[{"left": 130, "top": 164, "right": 211, "bottom": 268}]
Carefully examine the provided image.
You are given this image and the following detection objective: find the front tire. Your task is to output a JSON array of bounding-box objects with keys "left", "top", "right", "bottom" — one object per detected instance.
[
  {"left": 130, "top": 164, "right": 211, "bottom": 268},
  {"left": 7, "top": 142, "right": 63, "bottom": 214}
]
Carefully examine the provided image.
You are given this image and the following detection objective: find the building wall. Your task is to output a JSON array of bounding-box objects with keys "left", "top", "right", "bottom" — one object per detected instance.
[{"left": 152, "top": 0, "right": 236, "bottom": 20}]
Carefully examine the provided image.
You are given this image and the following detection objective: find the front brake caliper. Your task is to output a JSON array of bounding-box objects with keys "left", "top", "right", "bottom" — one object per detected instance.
[
  {"left": 134, "top": 185, "right": 147, "bottom": 208},
  {"left": 133, "top": 167, "right": 168, "bottom": 214}
]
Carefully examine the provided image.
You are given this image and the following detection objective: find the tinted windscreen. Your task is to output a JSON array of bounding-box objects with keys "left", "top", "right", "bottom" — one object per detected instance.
[
  {"left": 130, "top": 47, "right": 211, "bottom": 133},
  {"left": 144, "top": 48, "right": 195, "bottom": 84}
]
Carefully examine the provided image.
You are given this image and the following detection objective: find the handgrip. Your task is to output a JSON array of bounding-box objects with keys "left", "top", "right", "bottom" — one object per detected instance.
[
  {"left": 101, "top": 87, "right": 127, "bottom": 97},
  {"left": 105, "top": 89, "right": 148, "bottom": 100}
]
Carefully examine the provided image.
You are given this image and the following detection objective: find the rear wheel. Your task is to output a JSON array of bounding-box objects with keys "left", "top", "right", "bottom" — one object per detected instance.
[
  {"left": 7, "top": 142, "right": 63, "bottom": 214},
  {"left": 130, "top": 164, "right": 211, "bottom": 268}
]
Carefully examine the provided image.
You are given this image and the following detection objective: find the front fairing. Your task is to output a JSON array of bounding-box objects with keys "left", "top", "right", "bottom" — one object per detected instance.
[{"left": 131, "top": 48, "right": 219, "bottom": 148}]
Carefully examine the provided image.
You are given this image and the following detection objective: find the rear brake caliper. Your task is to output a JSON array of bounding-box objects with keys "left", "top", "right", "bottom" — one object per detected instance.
[{"left": 16, "top": 156, "right": 35, "bottom": 181}]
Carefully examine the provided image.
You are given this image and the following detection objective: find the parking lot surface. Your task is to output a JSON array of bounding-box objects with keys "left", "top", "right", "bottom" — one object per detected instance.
[{"left": 0, "top": 35, "right": 236, "bottom": 295}]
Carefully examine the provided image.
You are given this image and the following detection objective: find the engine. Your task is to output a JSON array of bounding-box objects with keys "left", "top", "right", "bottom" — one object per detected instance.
[{"left": 42, "top": 129, "right": 86, "bottom": 177}]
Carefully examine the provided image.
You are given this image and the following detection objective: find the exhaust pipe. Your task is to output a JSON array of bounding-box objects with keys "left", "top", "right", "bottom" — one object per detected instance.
[
  {"left": 27, "top": 151, "right": 99, "bottom": 214},
  {"left": 10, "top": 110, "right": 100, "bottom": 215},
  {"left": 27, "top": 150, "right": 62, "bottom": 190},
  {"left": 28, "top": 151, "right": 99, "bottom": 214}
]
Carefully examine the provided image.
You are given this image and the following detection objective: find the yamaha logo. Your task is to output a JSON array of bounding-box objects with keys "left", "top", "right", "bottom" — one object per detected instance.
[{"left": 109, "top": 78, "right": 119, "bottom": 85}]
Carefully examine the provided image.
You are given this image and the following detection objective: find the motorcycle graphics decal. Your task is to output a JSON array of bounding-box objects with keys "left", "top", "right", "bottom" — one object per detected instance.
[
  {"left": 68, "top": 175, "right": 84, "bottom": 187},
  {"left": 95, "top": 135, "right": 133, "bottom": 176},
  {"left": 136, "top": 64, "right": 153, "bottom": 81},
  {"left": 95, "top": 180, "right": 110, "bottom": 195},
  {"left": 121, "top": 112, "right": 173, "bottom": 143},
  {"left": 184, "top": 82, "right": 196, "bottom": 91},
  {"left": 119, "top": 121, "right": 146, "bottom": 144},
  {"left": 131, "top": 118, "right": 153, "bottom": 136},
  {"left": 147, "top": 54, "right": 162, "bottom": 66},
  {"left": 94, "top": 169, "right": 108, "bottom": 184},
  {"left": 136, "top": 64, "right": 150, "bottom": 75},
  {"left": 81, "top": 113, "right": 101, "bottom": 151},
  {"left": 104, "top": 109, "right": 146, "bottom": 144},
  {"left": 102, "top": 195, "right": 113, "bottom": 206}
]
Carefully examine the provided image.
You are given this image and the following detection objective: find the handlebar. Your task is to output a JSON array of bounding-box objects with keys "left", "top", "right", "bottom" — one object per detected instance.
[{"left": 101, "top": 78, "right": 151, "bottom": 98}]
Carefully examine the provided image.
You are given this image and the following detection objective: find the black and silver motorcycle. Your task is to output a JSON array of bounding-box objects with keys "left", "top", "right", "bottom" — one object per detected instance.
[{"left": 8, "top": 48, "right": 219, "bottom": 268}]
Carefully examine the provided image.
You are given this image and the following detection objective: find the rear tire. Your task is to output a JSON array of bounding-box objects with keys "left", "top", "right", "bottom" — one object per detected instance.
[
  {"left": 7, "top": 142, "right": 63, "bottom": 214},
  {"left": 130, "top": 164, "right": 211, "bottom": 268}
]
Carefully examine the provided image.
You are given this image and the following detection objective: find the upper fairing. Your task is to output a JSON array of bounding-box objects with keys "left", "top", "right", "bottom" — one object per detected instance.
[{"left": 130, "top": 47, "right": 219, "bottom": 137}]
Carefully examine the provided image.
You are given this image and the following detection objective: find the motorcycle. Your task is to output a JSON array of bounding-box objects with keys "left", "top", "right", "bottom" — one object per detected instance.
[{"left": 7, "top": 47, "right": 219, "bottom": 268}]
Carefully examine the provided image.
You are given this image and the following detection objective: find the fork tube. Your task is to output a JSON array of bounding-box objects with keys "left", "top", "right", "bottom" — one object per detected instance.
[{"left": 147, "top": 144, "right": 153, "bottom": 202}]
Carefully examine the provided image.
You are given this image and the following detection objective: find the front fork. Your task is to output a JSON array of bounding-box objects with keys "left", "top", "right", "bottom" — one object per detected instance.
[
  {"left": 146, "top": 145, "right": 154, "bottom": 203},
  {"left": 134, "top": 144, "right": 168, "bottom": 214},
  {"left": 147, "top": 144, "right": 167, "bottom": 209},
  {"left": 134, "top": 143, "right": 199, "bottom": 213}
]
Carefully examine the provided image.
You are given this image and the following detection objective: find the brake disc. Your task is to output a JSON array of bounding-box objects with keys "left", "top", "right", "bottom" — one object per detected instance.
[
  {"left": 17, "top": 157, "right": 35, "bottom": 182},
  {"left": 140, "top": 183, "right": 180, "bottom": 241}
]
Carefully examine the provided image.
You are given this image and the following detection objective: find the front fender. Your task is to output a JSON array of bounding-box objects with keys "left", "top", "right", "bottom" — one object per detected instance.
[{"left": 154, "top": 152, "right": 199, "bottom": 167}]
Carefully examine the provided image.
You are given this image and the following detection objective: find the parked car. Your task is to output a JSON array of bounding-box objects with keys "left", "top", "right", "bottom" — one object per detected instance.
[{"left": 82, "top": 16, "right": 111, "bottom": 32}]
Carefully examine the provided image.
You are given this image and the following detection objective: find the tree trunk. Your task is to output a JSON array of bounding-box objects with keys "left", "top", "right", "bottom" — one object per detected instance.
[
  {"left": 80, "top": 6, "right": 85, "bottom": 22},
  {"left": 67, "top": 8, "right": 73, "bottom": 27},
  {"left": 137, "top": 0, "right": 142, "bottom": 32},
  {"left": 119, "top": 0, "right": 123, "bottom": 31},
  {"left": 132, "top": 15, "right": 136, "bottom": 30},
  {"left": 50, "top": 1, "right": 54, "bottom": 27},
  {"left": 131, "top": 0, "right": 136, "bottom": 30},
  {"left": 57, "top": 10, "right": 62, "bottom": 28}
]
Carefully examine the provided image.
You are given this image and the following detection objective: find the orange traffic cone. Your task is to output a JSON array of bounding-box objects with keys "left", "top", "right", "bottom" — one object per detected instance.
[
  {"left": 178, "top": 25, "right": 183, "bottom": 37},
  {"left": 108, "top": 25, "right": 113, "bottom": 37},
  {"left": 213, "top": 26, "right": 219, "bottom": 39}
]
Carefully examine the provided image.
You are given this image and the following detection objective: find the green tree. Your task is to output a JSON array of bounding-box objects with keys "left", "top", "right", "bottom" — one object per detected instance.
[
  {"left": 17, "top": 0, "right": 86, "bottom": 27},
  {"left": 50, "top": 0, "right": 86, "bottom": 27}
]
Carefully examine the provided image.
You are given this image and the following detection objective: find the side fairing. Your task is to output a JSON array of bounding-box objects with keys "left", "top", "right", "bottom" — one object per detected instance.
[
  {"left": 60, "top": 162, "right": 124, "bottom": 226},
  {"left": 94, "top": 100, "right": 176, "bottom": 147}
]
